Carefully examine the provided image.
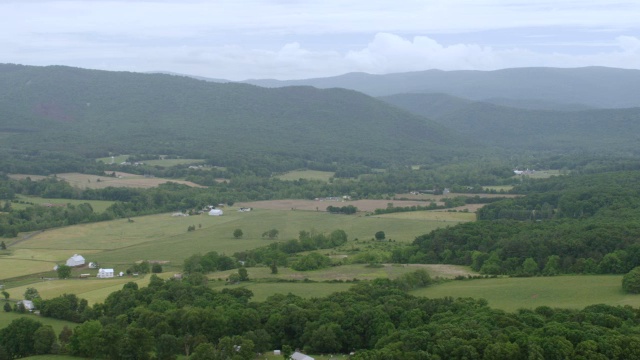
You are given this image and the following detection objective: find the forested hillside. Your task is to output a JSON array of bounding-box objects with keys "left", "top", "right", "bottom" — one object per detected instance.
[
  {"left": 381, "top": 93, "right": 640, "bottom": 155},
  {"left": 0, "top": 64, "right": 471, "bottom": 173},
  {"left": 396, "top": 171, "right": 640, "bottom": 276},
  {"left": 244, "top": 66, "right": 640, "bottom": 108}
]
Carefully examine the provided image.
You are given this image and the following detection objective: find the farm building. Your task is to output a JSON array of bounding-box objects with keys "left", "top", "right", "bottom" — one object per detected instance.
[
  {"left": 66, "top": 254, "right": 86, "bottom": 267},
  {"left": 17, "top": 300, "right": 34, "bottom": 311},
  {"left": 290, "top": 352, "right": 314, "bottom": 360},
  {"left": 208, "top": 209, "right": 223, "bottom": 216},
  {"left": 97, "top": 268, "right": 115, "bottom": 278}
]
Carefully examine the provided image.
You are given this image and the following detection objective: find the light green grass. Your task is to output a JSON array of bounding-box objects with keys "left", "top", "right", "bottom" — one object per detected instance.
[
  {"left": 413, "top": 275, "right": 640, "bottom": 312},
  {"left": 143, "top": 159, "right": 206, "bottom": 167},
  {"left": 276, "top": 170, "right": 335, "bottom": 182},
  {"left": 223, "top": 282, "right": 354, "bottom": 302},
  {"left": 375, "top": 210, "right": 475, "bottom": 222},
  {"left": 0, "top": 310, "right": 77, "bottom": 333},
  {"left": 96, "top": 155, "right": 129, "bottom": 164},
  {"left": 211, "top": 264, "right": 476, "bottom": 282},
  {"left": 7, "top": 208, "right": 460, "bottom": 303},
  {"left": 12, "top": 195, "right": 115, "bottom": 213}
]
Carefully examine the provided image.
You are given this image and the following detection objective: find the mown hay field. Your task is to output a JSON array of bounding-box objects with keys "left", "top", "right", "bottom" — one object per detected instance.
[
  {"left": 9, "top": 172, "right": 204, "bottom": 189},
  {"left": 12, "top": 195, "right": 115, "bottom": 213},
  {"left": 275, "top": 170, "right": 335, "bottom": 182},
  {"left": 413, "top": 275, "right": 640, "bottom": 312},
  {"left": 0, "top": 311, "right": 76, "bottom": 334}
]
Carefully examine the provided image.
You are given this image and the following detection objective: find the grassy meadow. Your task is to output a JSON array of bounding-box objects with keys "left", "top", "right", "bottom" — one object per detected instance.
[
  {"left": 1, "top": 206, "right": 456, "bottom": 303},
  {"left": 12, "top": 195, "right": 115, "bottom": 213},
  {"left": 276, "top": 170, "right": 335, "bottom": 182},
  {"left": 413, "top": 275, "right": 640, "bottom": 312}
]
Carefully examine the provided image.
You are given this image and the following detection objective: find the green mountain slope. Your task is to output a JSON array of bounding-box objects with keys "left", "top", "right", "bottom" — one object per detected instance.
[
  {"left": 244, "top": 67, "right": 640, "bottom": 109},
  {"left": 0, "top": 64, "right": 471, "bottom": 170},
  {"left": 389, "top": 96, "right": 640, "bottom": 154}
]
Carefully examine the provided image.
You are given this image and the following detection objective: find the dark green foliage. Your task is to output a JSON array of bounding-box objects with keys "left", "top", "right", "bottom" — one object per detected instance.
[
  {"left": 233, "top": 228, "right": 243, "bottom": 239},
  {"left": 622, "top": 267, "right": 640, "bottom": 294},
  {"left": 0, "top": 317, "right": 42, "bottom": 358},
  {"left": 238, "top": 267, "right": 249, "bottom": 281},
  {"left": 3, "top": 302, "right": 10, "bottom": 312},
  {"left": 0, "top": 241, "right": 6, "bottom": 250},
  {"left": 262, "top": 229, "right": 279, "bottom": 239},
  {"left": 23, "top": 287, "right": 39, "bottom": 301},
  {"left": 56, "top": 264, "right": 72, "bottom": 279},
  {"left": 38, "top": 293, "right": 88, "bottom": 323},
  {"left": 33, "top": 325, "right": 57, "bottom": 355},
  {"left": 326, "top": 205, "right": 357, "bottom": 214},
  {"left": 402, "top": 171, "right": 640, "bottom": 276},
  {"left": 183, "top": 251, "right": 237, "bottom": 274},
  {"left": 291, "top": 252, "right": 331, "bottom": 271},
  {"left": 374, "top": 231, "right": 386, "bottom": 241},
  {"left": 151, "top": 263, "right": 163, "bottom": 273},
  {"left": 0, "top": 64, "right": 469, "bottom": 175}
]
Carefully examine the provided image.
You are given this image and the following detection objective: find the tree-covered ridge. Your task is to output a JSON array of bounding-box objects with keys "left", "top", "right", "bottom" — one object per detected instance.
[
  {"left": 381, "top": 92, "right": 640, "bottom": 156},
  {"left": 395, "top": 171, "right": 640, "bottom": 276},
  {"left": 4, "top": 276, "right": 640, "bottom": 359},
  {"left": 0, "top": 64, "right": 472, "bottom": 172}
]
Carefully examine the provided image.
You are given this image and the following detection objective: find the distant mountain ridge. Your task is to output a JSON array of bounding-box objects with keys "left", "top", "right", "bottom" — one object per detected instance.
[
  {"left": 0, "top": 64, "right": 471, "bottom": 169},
  {"left": 380, "top": 92, "right": 640, "bottom": 155},
  {"left": 243, "top": 67, "right": 640, "bottom": 109}
]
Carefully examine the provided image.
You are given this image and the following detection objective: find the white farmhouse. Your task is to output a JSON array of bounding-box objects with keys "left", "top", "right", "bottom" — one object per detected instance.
[
  {"left": 66, "top": 254, "right": 85, "bottom": 267},
  {"left": 208, "top": 209, "right": 223, "bottom": 216},
  {"left": 97, "top": 268, "right": 115, "bottom": 278}
]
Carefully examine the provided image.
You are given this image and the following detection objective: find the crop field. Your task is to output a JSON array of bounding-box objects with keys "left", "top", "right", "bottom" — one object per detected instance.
[
  {"left": 276, "top": 170, "right": 335, "bottom": 182},
  {"left": 142, "top": 158, "right": 206, "bottom": 167},
  {"left": 236, "top": 199, "right": 452, "bottom": 212},
  {"left": 413, "top": 275, "right": 640, "bottom": 312},
  {"left": 11, "top": 195, "right": 115, "bottom": 213},
  {"left": 210, "top": 264, "right": 476, "bottom": 282},
  {"left": 377, "top": 210, "right": 475, "bottom": 222},
  {"left": 8, "top": 172, "right": 204, "bottom": 189},
  {"left": 1, "top": 206, "right": 456, "bottom": 303}
]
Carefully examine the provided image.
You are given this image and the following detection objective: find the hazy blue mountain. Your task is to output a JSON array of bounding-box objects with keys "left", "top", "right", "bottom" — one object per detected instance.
[
  {"left": 480, "top": 97, "right": 594, "bottom": 111},
  {"left": 243, "top": 67, "right": 640, "bottom": 109},
  {"left": 0, "top": 64, "right": 471, "bottom": 168},
  {"left": 379, "top": 92, "right": 640, "bottom": 155}
]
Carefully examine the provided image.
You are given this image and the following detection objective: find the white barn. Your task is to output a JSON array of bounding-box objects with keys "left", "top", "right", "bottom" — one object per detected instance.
[
  {"left": 208, "top": 209, "right": 223, "bottom": 216},
  {"left": 66, "top": 254, "right": 85, "bottom": 267},
  {"left": 290, "top": 352, "right": 314, "bottom": 360},
  {"left": 97, "top": 268, "right": 115, "bottom": 278},
  {"left": 18, "top": 300, "right": 35, "bottom": 311}
]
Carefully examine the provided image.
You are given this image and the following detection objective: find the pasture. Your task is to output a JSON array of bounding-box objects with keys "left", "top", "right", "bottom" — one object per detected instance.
[
  {"left": 276, "top": 170, "right": 335, "bottom": 182},
  {"left": 413, "top": 275, "right": 640, "bottom": 312},
  {"left": 8, "top": 172, "right": 204, "bottom": 189},
  {"left": 1, "top": 206, "right": 459, "bottom": 304},
  {"left": 12, "top": 195, "right": 115, "bottom": 213}
]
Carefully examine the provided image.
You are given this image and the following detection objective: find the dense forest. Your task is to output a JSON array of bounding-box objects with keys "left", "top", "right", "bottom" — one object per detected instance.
[
  {"left": 395, "top": 171, "right": 640, "bottom": 276},
  {"left": 3, "top": 275, "right": 640, "bottom": 360}
]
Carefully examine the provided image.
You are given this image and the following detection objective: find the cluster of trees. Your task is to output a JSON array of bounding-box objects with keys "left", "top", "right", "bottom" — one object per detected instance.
[
  {"left": 393, "top": 171, "right": 640, "bottom": 276},
  {"left": 183, "top": 251, "right": 238, "bottom": 274},
  {"left": 5, "top": 273, "right": 640, "bottom": 359},
  {"left": 234, "top": 230, "right": 348, "bottom": 268},
  {"left": 326, "top": 205, "right": 358, "bottom": 214}
]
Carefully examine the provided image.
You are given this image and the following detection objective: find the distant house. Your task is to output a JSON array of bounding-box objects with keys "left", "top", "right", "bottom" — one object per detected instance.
[
  {"left": 17, "top": 300, "right": 35, "bottom": 311},
  {"left": 97, "top": 268, "right": 115, "bottom": 278},
  {"left": 66, "top": 254, "right": 85, "bottom": 267},
  {"left": 290, "top": 352, "right": 314, "bottom": 360},
  {"left": 88, "top": 262, "right": 98, "bottom": 269},
  {"left": 238, "top": 207, "right": 252, "bottom": 212},
  {"left": 171, "top": 212, "right": 189, "bottom": 217},
  {"left": 208, "top": 209, "right": 223, "bottom": 216}
]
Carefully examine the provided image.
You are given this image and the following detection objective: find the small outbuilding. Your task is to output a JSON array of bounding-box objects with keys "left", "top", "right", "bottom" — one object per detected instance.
[
  {"left": 290, "top": 352, "right": 314, "bottom": 360},
  {"left": 97, "top": 268, "right": 115, "bottom": 278},
  {"left": 208, "top": 209, "right": 223, "bottom": 216},
  {"left": 17, "top": 300, "right": 35, "bottom": 312},
  {"left": 66, "top": 254, "right": 86, "bottom": 267}
]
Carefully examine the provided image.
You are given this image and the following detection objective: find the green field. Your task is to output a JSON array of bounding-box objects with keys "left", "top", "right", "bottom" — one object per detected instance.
[
  {"left": 143, "top": 158, "right": 206, "bottom": 167},
  {"left": 0, "top": 310, "right": 77, "bottom": 333},
  {"left": 376, "top": 210, "right": 475, "bottom": 222},
  {"left": 276, "top": 170, "right": 335, "bottom": 182},
  {"left": 2, "top": 207, "right": 451, "bottom": 303},
  {"left": 12, "top": 195, "right": 115, "bottom": 213},
  {"left": 413, "top": 275, "right": 640, "bottom": 312}
]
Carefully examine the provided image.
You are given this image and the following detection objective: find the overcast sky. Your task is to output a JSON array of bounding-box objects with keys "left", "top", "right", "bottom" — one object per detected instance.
[{"left": 2, "top": 0, "right": 639, "bottom": 80}]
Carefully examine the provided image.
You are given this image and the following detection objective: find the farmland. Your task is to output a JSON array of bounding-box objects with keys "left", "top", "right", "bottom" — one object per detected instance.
[
  {"left": 8, "top": 172, "right": 204, "bottom": 189},
  {"left": 275, "top": 170, "right": 335, "bottom": 182},
  {"left": 1, "top": 204, "right": 469, "bottom": 303},
  {"left": 413, "top": 275, "right": 640, "bottom": 312},
  {"left": 11, "top": 195, "right": 115, "bottom": 213}
]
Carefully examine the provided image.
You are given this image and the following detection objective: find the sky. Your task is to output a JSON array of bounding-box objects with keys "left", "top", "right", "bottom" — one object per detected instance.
[{"left": 2, "top": 0, "right": 640, "bottom": 80}]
